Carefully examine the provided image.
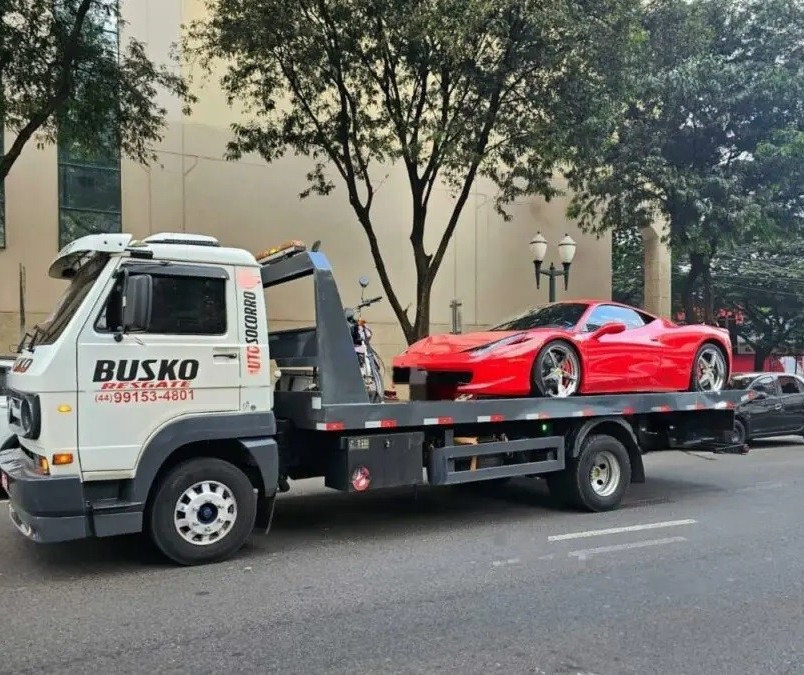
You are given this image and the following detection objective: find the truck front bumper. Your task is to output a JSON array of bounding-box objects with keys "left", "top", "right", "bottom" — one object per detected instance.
[{"left": 0, "top": 447, "right": 90, "bottom": 543}]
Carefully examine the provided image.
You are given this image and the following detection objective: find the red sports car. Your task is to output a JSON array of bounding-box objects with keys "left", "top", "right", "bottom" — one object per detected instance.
[{"left": 392, "top": 300, "right": 732, "bottom": 399}]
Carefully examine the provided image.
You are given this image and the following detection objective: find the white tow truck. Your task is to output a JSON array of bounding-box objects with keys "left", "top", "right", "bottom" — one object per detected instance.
[{"left": 0, "top": 233, "right": 751, "bottom": 565}]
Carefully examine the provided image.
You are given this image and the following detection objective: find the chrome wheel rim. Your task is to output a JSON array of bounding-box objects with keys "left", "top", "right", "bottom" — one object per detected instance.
[
  {"left": 695, "top": 346, "right": 727, "bottom": 392},
  {"left": 174, "top": 481, "right": 238, "bottom": 546},
  {"left": 589, "top": 450, "right": 621, "bottom": 497},
  {"left": 540, "top": 344, "right": 580, "bottom": 397}
]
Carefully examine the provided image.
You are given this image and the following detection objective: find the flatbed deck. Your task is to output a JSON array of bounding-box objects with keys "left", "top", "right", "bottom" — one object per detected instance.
[{"left": 274, "top": 389, "right": 752, "bottom": 431}]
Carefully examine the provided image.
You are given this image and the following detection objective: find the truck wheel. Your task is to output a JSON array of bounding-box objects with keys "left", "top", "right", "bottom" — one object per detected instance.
[
  {"left": 547, "top": 434, "right": 631, "bottom": 512},
  {"left": 147, "top": 457, "right": 257, "bottom": 566}
]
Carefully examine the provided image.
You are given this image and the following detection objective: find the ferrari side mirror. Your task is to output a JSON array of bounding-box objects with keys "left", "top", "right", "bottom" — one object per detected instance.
[{"left": 590, "top": 322, "right": 627, "bottom": 339}]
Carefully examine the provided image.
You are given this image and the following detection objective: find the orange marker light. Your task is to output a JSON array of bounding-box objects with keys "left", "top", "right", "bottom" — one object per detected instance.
[{"left": 52, "top": 453, "right": 74, "bottom": 466}]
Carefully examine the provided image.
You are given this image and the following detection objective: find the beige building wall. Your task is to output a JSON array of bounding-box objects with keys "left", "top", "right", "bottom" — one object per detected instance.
[{"left": 0, "top": 0, "right": 612, "bottom": 362}]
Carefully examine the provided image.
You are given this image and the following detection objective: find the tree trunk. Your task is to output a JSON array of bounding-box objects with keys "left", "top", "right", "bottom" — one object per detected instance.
[
  {"left": 681, "top": 253, "right": 705, "bottom": 324},
  {"left": 701, "top": 260, "right": 714, "bottom": 324},
  {"left": 753, "top": 347, "right": 770, "bottom": 371},
  {"left": 727, "top": 319, "right": 738, "bottom": 351},
  {"left": 411, "top": 274, "right": 433, "bottom": 342}
]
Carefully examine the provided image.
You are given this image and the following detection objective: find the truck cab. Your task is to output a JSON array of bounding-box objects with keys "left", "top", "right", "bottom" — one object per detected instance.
[{"left": 1, "top": 232, "right": 279, "bottom": 564}]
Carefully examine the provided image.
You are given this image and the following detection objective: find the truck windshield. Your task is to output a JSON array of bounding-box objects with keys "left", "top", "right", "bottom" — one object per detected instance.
[
  {"left": 491, "top": 302, "right": 590, "bottom": 331},
  {"left": 29, "top": 254, "right": 109, "bottom": 349}
]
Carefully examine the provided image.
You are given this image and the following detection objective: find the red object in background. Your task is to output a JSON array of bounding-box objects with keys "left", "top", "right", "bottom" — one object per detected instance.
[
  {"left": 393, "top": 300, "right": 733, "bottom": 398},
  {"left": 732, "top": 354, "right": 785, "bottom": 373}
]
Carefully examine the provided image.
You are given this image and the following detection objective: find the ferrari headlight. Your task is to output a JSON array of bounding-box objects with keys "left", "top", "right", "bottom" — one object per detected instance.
[{"left": 468, "top": 334, "right": 530, "bottom": 355}]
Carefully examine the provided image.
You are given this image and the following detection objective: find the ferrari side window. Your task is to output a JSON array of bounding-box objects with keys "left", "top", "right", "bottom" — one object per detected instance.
[{"left": 584, "top": 305, "right": 645, "bottom": 332}]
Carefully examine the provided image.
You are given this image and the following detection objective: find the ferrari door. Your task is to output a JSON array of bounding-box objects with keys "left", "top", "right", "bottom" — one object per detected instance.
[{"left": 578, "top": 305, "right": 662, "bottom": 392}]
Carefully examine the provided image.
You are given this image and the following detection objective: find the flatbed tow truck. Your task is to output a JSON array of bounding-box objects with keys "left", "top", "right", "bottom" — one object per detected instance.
[{"left": 0, "top": 233, "right": 752, "bottom": 565}]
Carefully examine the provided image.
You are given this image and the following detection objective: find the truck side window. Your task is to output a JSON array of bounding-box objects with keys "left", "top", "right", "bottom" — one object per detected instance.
[
  {"left": 97, "top": 274, "right": 227, "bottom": 335},
  {"left": 148, "top": 275, "right": 227, "bottom": 335}
]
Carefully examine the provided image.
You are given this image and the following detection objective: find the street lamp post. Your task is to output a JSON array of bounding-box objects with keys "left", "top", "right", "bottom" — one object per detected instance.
[{"left": 529, "top": 232, "right": 578, "bottom": 302}]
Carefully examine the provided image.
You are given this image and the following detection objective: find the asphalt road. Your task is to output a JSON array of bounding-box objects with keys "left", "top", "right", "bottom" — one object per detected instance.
[{"left": 2, "top": 440, "right": 804, "bottom": 675}]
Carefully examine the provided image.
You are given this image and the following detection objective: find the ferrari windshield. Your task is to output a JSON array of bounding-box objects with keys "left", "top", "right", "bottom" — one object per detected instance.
[{"left": 491, "top": 302, "right": 589, "bottom": 331}]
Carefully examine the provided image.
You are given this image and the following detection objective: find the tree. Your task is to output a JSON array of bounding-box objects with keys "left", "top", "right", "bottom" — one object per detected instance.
[
  {"left": 187, "top": 0, "right": 641, "bottom": 343},
  {"left": 567, "top": 0, "right": 804, "bottom": 325},
  {"left": 0, "top": 0, "right": 193, "bottom": 182},
  {"left": 710, "top": 243, "right": 804, "bottom": 370},
  {"left": 611, "top": 224, "right": 644, "bottom": 306}
]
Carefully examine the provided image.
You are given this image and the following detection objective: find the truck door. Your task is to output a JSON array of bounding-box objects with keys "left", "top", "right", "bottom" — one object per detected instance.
[{"left": 76, "top": 262, "right": 242, "bottom": 474}]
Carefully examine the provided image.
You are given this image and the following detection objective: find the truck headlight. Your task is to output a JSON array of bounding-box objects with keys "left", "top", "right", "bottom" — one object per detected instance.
[{"left": 9, "top": 392, "right": 40, "bottom": 440}]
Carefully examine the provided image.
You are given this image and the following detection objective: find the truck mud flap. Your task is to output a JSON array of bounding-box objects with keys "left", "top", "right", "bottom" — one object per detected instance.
[{"left": 428, "top": 435, "right": 565, "bottom": 486}]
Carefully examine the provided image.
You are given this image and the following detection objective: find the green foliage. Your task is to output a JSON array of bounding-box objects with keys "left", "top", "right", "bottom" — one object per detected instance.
[
  {"left": 611, "top": 225, "right": 644, "bottom": 307},
  {"left": 567, "top": 0, "right": 804, "bottom": 322},
  {"left": 0, "top": 0, "right": 194, "bottom": 181},
  {"left": 187, "top": 0, "right": 642, "bottom": 343},
  {"left": 710, "top": 242, "right": 804, "bottom": 368}
]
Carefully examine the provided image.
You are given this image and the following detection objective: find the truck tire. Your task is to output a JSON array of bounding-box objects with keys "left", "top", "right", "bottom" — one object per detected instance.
[
  {"left": 147, "top": 457, "right": 257, "bottom": 566},
  {"left": 547, "top": 434, "right": 631, "bottom": 512}
]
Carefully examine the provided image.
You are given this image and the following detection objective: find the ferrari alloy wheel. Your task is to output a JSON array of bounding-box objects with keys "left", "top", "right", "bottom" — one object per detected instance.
[
  {"left": 533, "top": 340, "right": 581, "bottom": 398},
  {"left": 691, "top": 343, "right": 728, "bottom": 393}
]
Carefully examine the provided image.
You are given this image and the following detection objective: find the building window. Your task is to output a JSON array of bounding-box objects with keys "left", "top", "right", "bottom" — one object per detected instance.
[{"left": 57, "top": 0, "right": 121, "bottom": 250}]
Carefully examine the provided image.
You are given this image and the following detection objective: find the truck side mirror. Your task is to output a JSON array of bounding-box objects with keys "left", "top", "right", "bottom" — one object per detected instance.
[
  {"left": 359, "top": 276, "right": 369, "bottom": 288},
  {"left": 121, "top": 274, "right": 153, "bottom": 336}
]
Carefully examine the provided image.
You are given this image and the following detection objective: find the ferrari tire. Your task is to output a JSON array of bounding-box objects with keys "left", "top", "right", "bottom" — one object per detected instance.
[
  {"left": 547, "top": 434, "right": 631, "bottom": 512},
  {"left": 532, "top": 340, "right": 582, "bottom": 398},
  {"left": 690, "top": 342, "right": 728, "bottom": 393}
]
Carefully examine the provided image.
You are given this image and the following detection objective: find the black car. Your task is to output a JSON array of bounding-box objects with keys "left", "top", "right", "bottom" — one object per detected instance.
[{"left": 728, "top": 372, "right": 804, "bottom": 445}]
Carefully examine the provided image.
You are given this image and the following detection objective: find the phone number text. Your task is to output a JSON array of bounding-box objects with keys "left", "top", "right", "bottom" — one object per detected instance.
[{"left": 95, "top": 390, "right": 196, "bottom": 404}]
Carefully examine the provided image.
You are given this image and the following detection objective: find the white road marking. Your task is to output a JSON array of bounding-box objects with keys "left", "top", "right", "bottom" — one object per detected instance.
[
  {"left": 569, "top": 536, "right": 687, "bottom": 560},
  {"left": 492, "top": 557, "right": 521, "bottom": 567},
  {"left": 0, "top": 499, "right": 7, "bottom": 504},
  {"left": 548, "top": 519, "right": 697, "bottom": 542},
  {"left": 736, "top": 481, "right": 785, "bottom": 493}
]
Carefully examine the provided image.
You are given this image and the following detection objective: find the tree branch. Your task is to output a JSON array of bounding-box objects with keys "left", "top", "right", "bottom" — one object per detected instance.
[{"left": 0, "top": 0, "right": 94, "bottom": 180}]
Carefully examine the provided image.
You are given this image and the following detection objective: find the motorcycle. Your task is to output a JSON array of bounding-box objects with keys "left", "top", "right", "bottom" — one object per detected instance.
[{"left": 344, "top": 276, "right": 385, "bottom": 402}]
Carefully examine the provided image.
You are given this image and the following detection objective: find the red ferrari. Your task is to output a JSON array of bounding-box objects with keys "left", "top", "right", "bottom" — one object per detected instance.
[{"left": 392, "top": 300, "right": 732, "bottom": 399}]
